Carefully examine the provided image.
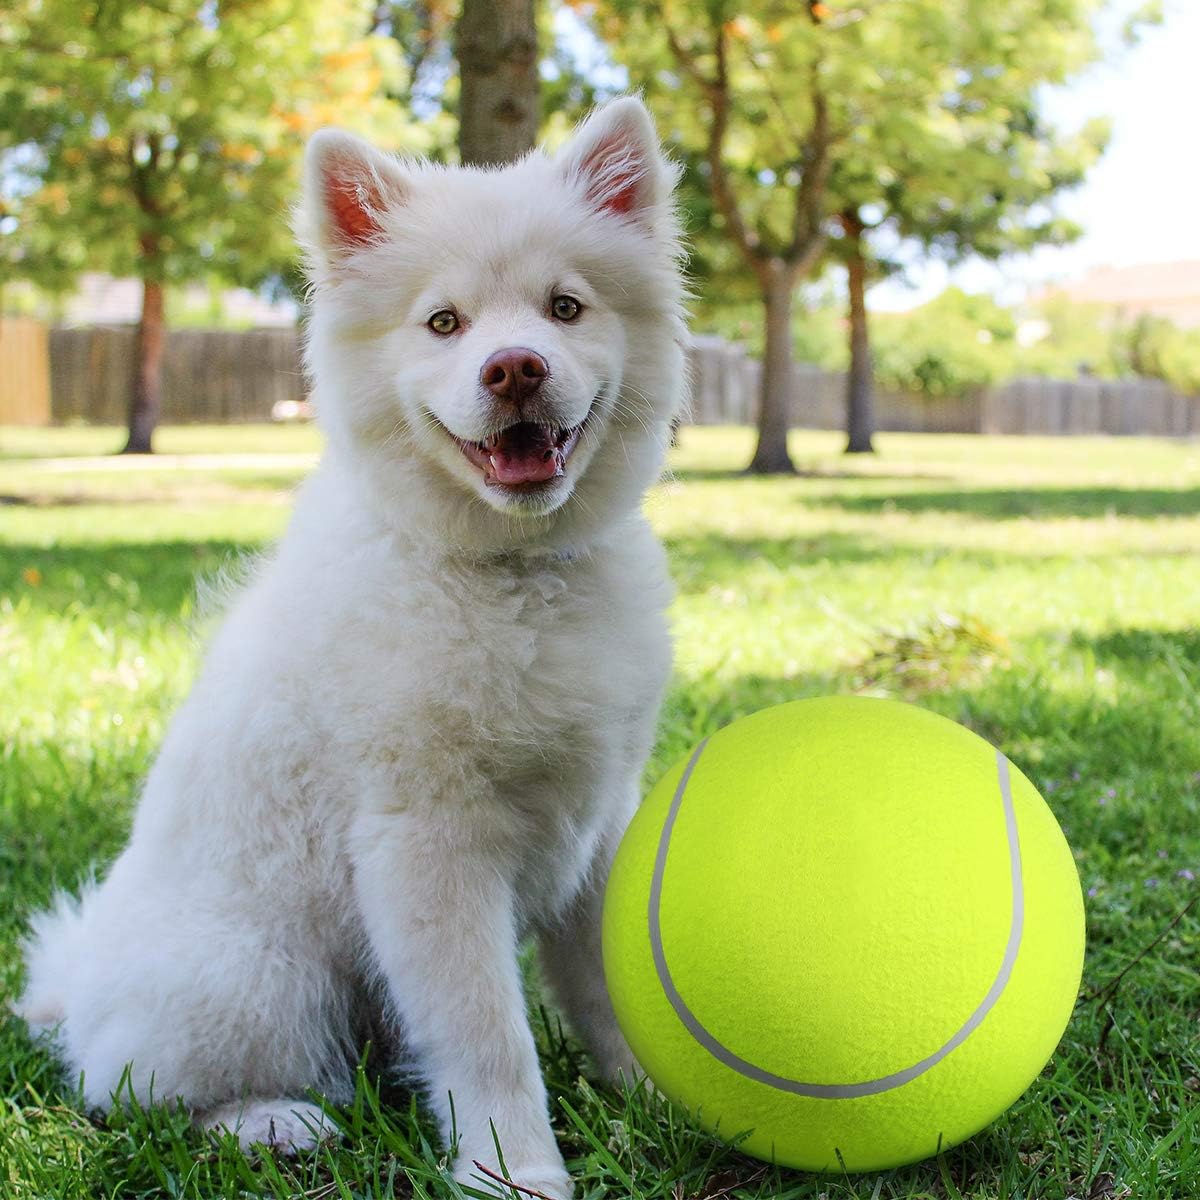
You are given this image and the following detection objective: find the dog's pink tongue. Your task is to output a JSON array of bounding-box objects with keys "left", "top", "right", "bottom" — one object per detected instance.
[{"left": 489, "top": 426, "right": 561, "bottom": 485}]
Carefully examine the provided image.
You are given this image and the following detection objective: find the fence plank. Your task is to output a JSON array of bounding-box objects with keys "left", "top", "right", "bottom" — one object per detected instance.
[
  {"left": 49, "top": 325, "right": 304, "bottom": 424},
  {"left": 0, "top": 317, "right": 51, "bottom": 425}
]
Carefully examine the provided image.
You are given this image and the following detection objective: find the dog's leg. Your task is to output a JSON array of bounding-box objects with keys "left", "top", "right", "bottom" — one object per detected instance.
[
  {"left": 350, "top": 806, "right": 572, "bottom": 1200},
  {"left": 536, "top": 813, "right": 641, "bottom": 1089},
  {"left": 538, "top": 881, "right": 641, "bottom": 1088}
]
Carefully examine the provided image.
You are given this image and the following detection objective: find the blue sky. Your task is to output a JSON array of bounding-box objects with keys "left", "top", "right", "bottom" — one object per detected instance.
[{"left": 869, "top": 0, "right": 1200, "bottom": 310}]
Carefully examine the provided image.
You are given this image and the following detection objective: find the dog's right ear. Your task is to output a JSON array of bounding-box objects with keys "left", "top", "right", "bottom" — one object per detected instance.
[{"left": 299, "top": 129, "right": 408, "bottom": 267}]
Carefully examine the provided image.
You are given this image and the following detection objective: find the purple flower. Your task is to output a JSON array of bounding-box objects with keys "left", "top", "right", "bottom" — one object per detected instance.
[
  {"left": 1087, "top": 886, "right": 1099, "bottom": 898},
  {"left": 1158, "top": 849, "right": 1169, "bottom": 860},
  {"left": 1145, "top": 878, "right": 1160, "bottom": 889},
  {"left": 1072, "top": 770, "right": 1082, "bottom": 782},
  {"left": 1178, "top": 868, "right": 1196, "bottom": 882}
]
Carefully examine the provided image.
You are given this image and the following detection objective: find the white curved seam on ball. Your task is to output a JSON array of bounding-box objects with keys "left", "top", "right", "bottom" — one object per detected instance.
[{"left": 647, "top": 743, "right": 1026, "bottom": 1098}]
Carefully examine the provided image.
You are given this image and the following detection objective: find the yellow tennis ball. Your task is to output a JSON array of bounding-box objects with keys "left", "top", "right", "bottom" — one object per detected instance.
[{"left": 603, "top": 696, "right": 1085, "bottom": 1172}]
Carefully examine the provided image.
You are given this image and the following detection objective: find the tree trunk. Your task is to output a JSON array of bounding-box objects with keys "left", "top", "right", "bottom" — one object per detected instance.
[
  {"left": 748, "top": 260, "right": 797, "bottom": 474},
  {"left": 456, "top": 0, "right": 539, "bottom": 167},
  {"left": 844, "top": 217, "right": 875, "bottom": 454},
  {"left": 123, "top": 276, "right": 165, "bottom": 454}
]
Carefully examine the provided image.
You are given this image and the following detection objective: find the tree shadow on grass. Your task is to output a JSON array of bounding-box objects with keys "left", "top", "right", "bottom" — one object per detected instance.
[
  {"left": 818, "top": 486, "right": 1200, "bottom": 520},
  {"left": 1075, "top": 625, "right": 1200, "bottom": 667},
  {"left": 0, "top": 540, "right": 260, "bottom": 620},
  {"left": 657, "top": 624, "right": 1200, "bottom": 817},
  {"left": 663, "top": 464, "right": 957, "bottom": 484},
  {"left": 0, "top": 464, "right": 306, "bottom": 509},
  {"left": 663, "top": 528, "right": 897, "bottom": 587},
  {"left": 660, "top": 528, "right": 1054, "bottom": 595}
]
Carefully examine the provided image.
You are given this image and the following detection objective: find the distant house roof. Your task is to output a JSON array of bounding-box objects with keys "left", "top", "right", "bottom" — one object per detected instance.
[
  {"left": 1036, "top": 260, "right": 1200, "bottom": 328},
  {"left": 57, "top": 273, "right": 299, "bottom": 328}
]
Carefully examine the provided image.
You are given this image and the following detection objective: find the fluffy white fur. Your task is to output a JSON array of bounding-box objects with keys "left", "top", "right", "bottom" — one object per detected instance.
[{"left": 18, "top": 97, "right": 686, "bottom": 1198}]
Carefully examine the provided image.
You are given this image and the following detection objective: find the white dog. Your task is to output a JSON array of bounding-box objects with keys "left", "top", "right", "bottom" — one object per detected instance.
[{"left": 19, "top": 97, "right": 685, "bottom": 1198}]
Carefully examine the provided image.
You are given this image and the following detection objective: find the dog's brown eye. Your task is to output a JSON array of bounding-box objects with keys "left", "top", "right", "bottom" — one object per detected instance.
[
  {"left": 551, "top": 295, "right": 581, "bottom": 322},
  {"left": 428, "top": 310, "right": 459, "bottom": 335}
]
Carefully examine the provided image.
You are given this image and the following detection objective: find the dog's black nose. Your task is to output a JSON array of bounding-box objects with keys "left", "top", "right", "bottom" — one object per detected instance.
[{"left": 480, "top": 348, "right": 548, "bottom": 405}]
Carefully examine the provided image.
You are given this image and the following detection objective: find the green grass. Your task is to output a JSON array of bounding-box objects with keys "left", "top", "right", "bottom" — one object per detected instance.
[
  {"left": 0, "top": 423, "right": 324, "bottom": 460},
  {"left": 2, "top": 425, "right": 1198, "bottom": 1200}
]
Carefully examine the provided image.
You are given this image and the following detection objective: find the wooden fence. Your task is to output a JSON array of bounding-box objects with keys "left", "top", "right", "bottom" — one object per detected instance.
[
  {"left": 685, "top": 335, "right": 1200, "bottom": 437},
  {"left": 49, "top": 326, "right": 305, "bottom": 425},
  {"left": 979, "top": 375, "right": 1198, "bottom": 437},
  {"left": 687, "top": 348, "right": 981, "bottom": 434},
  {"left": 7, "top": 323, "right": 1199, "bottom": 436},
  {"left": 0, "top": 317, "right": 51, "bottom": 425}
]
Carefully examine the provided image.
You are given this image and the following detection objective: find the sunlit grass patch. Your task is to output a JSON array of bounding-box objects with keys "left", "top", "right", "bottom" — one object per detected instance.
[{"left": 1, "top": 423, "right": 1197, "bottom": 1198}]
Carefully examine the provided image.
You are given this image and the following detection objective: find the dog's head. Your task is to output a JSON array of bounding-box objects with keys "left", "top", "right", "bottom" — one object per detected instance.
[{"left": 298, "top": 97, "right": 686, "bottom": 553}]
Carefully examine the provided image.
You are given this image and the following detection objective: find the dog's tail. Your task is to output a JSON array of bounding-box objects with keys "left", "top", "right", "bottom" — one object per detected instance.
[{"left": 15, "top": 884, "right": 95, "bottom": 1031}]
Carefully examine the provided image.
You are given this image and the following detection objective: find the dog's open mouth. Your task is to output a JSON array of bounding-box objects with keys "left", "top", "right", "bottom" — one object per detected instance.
[{"left": 454, "top": 421, "right": 585, "bottom": 488}]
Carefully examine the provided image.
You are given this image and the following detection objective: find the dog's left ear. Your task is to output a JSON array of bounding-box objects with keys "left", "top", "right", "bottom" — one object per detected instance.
[{"left": 559, "top": 96, "right": 674, "bottom": 224}]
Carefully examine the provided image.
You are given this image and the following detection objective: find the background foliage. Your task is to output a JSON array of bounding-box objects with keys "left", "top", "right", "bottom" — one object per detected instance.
[
  {"left": 2, "top": 0, "right": 1192, "bottom": 407},
  {"left": 0, "top": 0, "right": 423, "bottom": 295}
]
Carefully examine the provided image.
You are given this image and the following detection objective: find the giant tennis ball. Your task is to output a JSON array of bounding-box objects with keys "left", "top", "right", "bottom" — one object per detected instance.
[{"left": 603, "top": 697, "right": 1085, "bottom": 1172}]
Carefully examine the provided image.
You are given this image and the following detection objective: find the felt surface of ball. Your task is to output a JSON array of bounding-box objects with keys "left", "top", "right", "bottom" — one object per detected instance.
[{"left": 602, "top": 697, "right": 1085, "bottom": 1172}]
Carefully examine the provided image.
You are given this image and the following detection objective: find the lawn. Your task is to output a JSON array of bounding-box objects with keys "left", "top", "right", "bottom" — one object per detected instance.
[{"left": 2, "top": 425, "right": 1198, "bottom": 1200}]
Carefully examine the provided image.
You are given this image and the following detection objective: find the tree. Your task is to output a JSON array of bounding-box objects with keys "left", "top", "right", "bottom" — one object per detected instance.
[
  {"left": 372, "top": 0, "right": 456, "bottom": 111},
  {"left": 838, "top": 208, "right": 875, "bottom": 452},
  {"left": 871, "top": 288, "right": 1017, "bottom": 398},
  {"left": 1123, "top": 313, "right": 1200, "bottom": 395},
  {"left": 457, "top": 0, "right": 540, "bottom": 166},
  {"left": 826, "top": 0, "right": 1122, "bottom": 452},
  {"left": 0, "top": 0, "right": 403, "bottom": 451},
  {"left": 612, "top": 0, "right": 834, "bottom": 473},
  {"left": 595, "top": 0, "right": 1136, "bottom": 472},
  {"left": 1016, "top": 293, "right": 1127, "bottom": 379}
]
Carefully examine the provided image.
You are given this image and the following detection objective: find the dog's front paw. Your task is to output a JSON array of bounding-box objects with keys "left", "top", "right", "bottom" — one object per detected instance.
[
  {"left": 203, "top": 1098, "right": 339, "bottom": 1155},
  {"left": 601, "top": 1052, "right": 644, "bottom": 1090},
  {"left": 590, "top": 1025, "right": 647, "bottom": 1092},
  {"left": 456, "top": 1155, "right": 573, "bottom": 1200}
]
